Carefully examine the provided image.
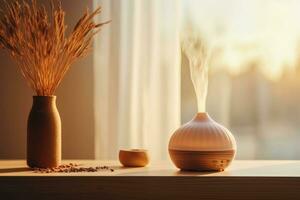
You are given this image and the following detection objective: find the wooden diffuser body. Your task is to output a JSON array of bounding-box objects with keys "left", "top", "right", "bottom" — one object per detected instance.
[{"left": 168, "top": 112, "right": 236, "bottom": 171}]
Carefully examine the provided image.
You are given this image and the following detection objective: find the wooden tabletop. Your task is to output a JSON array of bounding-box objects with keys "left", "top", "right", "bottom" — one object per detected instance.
[
  {"left": 1, "top": 159, "right": 300, "bottom": 176},
  {"left": 1, "top": 160, "right": 300, "bottom": 200}
]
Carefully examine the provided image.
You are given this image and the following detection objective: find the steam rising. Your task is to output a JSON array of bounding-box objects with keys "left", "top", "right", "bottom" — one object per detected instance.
[{"left": 182, "top": 34, "right": 210, "bottom": 112}]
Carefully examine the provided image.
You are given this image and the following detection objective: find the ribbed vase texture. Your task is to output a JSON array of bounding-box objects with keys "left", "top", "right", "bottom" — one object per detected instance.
[{"left": 169, "top": 112, "right": 236, "bottom": 171}]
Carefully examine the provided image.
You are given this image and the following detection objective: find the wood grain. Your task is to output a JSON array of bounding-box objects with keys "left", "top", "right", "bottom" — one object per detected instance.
[
  {"left": 169, "top": 149, "right": 235, "bottom": 171},
  {"left": 1, "top": 160, "right": 300, "bottom": 200}
]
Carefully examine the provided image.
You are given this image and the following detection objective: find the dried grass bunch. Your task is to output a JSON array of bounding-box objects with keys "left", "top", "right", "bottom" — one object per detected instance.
[{"left": 0, "top": 0, "right": 109, "bottom": 95}]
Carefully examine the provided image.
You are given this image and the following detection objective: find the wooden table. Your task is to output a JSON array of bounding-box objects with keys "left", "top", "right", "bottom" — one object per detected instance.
[{"left": 1, "top": 160, "right": 300, "bottom": 199}]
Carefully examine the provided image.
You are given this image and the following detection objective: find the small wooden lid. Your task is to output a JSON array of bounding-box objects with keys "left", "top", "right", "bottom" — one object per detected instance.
[{"left": 119, "top": 149, "right": 149, "bottom": 167}]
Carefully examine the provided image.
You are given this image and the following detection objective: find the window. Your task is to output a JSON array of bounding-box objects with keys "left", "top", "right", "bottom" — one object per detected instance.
[{"left": 181, "top": 0, "right": 300, "bottom": 159}]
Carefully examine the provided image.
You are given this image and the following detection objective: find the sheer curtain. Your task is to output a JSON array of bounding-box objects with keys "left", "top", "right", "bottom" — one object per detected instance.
[{"left": 93, "top": 0, "right": 181, "bottom": 160}]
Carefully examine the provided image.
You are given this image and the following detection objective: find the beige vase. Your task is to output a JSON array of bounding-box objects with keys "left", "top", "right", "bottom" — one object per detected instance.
[
  {"left": 27, "top": 96, "right": 61, "bottom": 168},
  {"left": 169, "top": 112, "right": 236, "bottom": 171}
]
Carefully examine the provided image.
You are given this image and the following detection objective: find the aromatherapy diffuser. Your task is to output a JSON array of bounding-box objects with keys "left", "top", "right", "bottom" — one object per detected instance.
[{"left": 168, "top": 36, "right": 236, "bottom": 171}]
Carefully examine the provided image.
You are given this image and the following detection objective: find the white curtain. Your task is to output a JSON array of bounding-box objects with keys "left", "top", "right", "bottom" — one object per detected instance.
[{"left": 93, "top": 0, "right": 181, "bottom": 160}]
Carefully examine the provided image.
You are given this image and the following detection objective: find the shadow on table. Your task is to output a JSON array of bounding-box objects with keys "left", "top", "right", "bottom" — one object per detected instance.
[
  {"left": 112, "top": 167, "right": 218, "bottom": 176},
  {"left": 0, "top": 167, "right": 31, "bottom": 173},
  {"left": 175, "top": 170, "right": 218, "bottom": 176}
]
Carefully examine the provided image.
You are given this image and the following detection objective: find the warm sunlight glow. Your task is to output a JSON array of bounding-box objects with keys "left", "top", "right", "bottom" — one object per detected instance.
[{"left": 182, "top": 0, "right": 300, "bottom": 80}]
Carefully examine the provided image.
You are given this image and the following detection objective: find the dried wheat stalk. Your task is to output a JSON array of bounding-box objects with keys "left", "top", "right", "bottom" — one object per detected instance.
[{"left": 0, "top": 0, "right": 109, "bottom": 95}]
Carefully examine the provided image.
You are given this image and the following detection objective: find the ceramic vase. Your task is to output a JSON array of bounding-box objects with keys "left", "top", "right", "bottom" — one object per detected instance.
[
  {"left": 27, "top": 96, "right": 61, "bottom": 168},
  {"left": 169, "top": 112, "right": 236, "bottom": 171}
]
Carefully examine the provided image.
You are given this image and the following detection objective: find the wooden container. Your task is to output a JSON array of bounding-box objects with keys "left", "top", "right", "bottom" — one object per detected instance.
[
  {"left": 168, "top": 112, "right": 236, "bottom": 171},
  {"left": 27, "top": 96, "right": 61, "bottom": 168},
  {"left": 119, "top": 149, "right": 149, "bottom": 167}
]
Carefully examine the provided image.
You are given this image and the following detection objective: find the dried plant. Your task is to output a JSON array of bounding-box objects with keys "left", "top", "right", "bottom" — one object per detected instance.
[{"left": 0, "top": 0, "right": 109, "bottom": 95}]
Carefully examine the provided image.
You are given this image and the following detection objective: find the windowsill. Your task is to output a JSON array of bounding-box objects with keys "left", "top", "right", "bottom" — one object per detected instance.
[{"left": 1, "top": 160, "right": 300, "bottom": 199}]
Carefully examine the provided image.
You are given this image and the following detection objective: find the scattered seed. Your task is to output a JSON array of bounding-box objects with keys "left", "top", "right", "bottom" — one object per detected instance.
[{"left": 31, "top": 163, "right": 115, "bottom": 173}]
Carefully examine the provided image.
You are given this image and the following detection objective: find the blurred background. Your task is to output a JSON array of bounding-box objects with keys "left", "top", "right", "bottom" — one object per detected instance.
[
  {"left": 1, "top": 0, "right": 300, "bottom": 160},
  {"left": 181, "top": 0, "right": 300, "bottom": 159}
]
